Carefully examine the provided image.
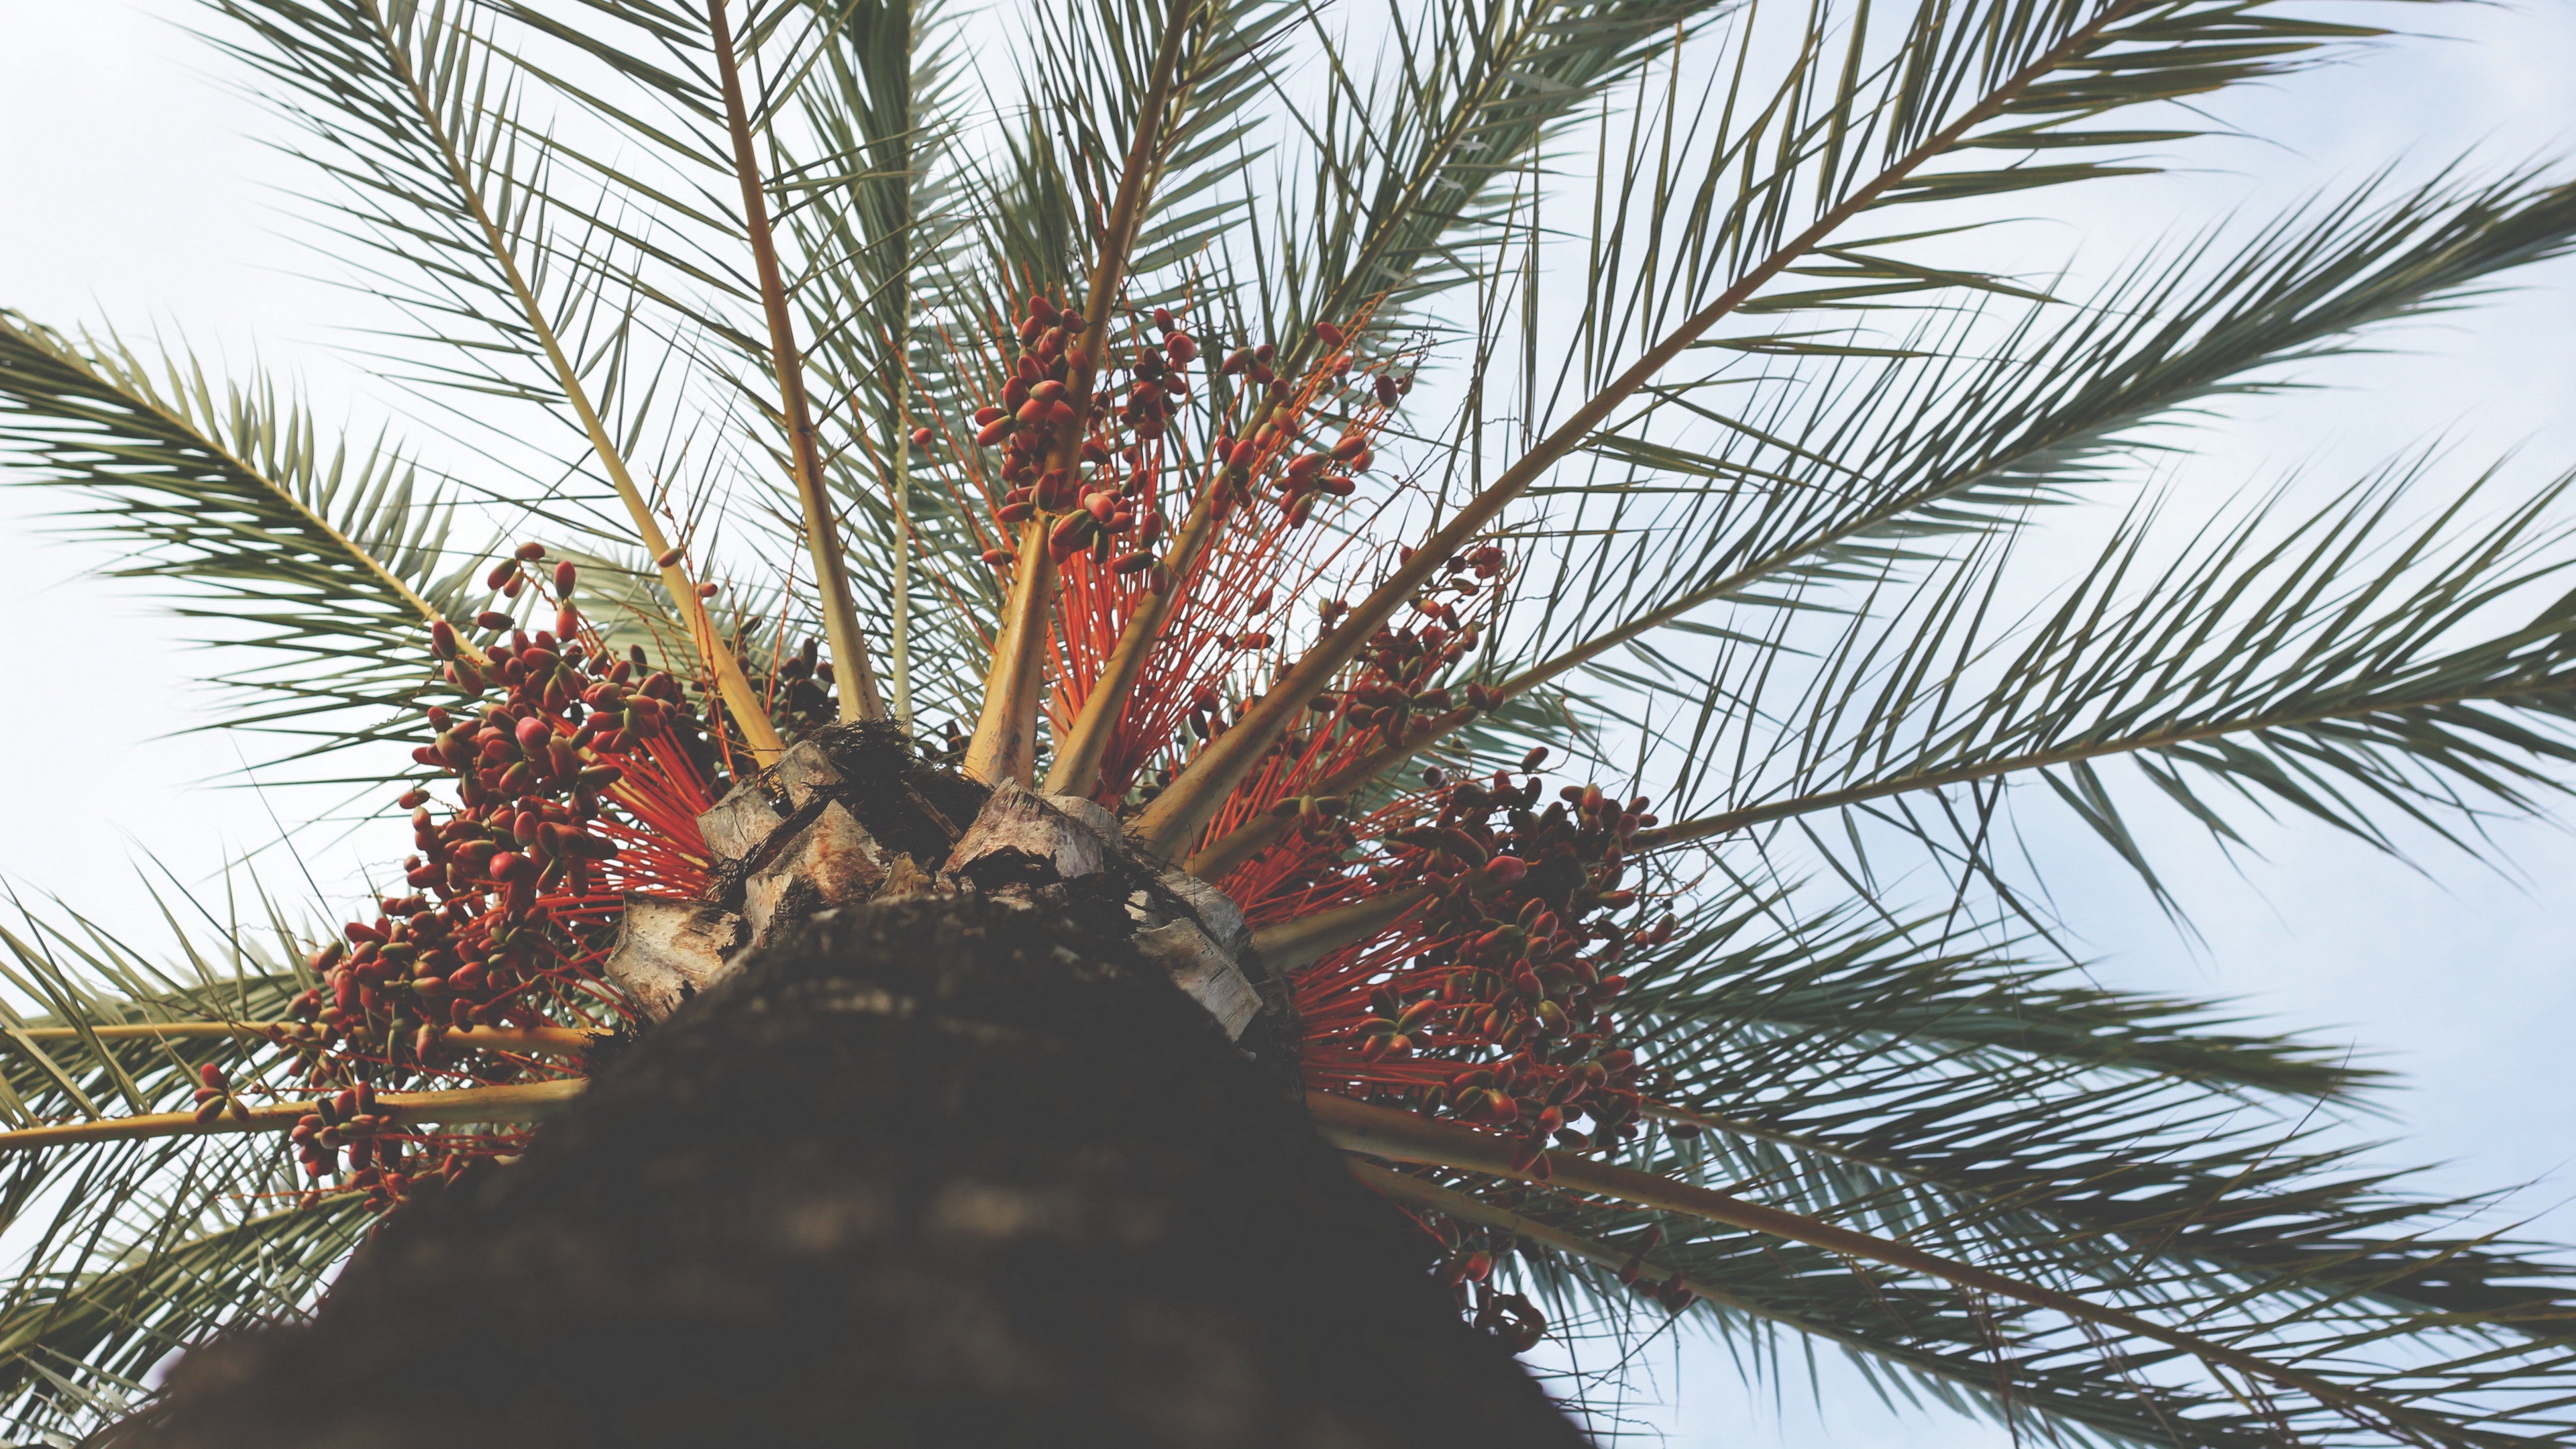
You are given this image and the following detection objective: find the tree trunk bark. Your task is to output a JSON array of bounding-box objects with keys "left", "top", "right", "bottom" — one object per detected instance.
[{"left": 140, "top": 891, "right": 1590, "bottom": 1448}]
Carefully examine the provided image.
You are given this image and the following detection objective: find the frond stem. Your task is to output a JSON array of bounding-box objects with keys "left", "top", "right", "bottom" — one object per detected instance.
[
  {"left": 359, "top": 0, "right": 782, "bottom": 762},
  {"left": 892, "top": 386, "right": 915, "bottom": 729},
  {"left": 1345, "top": 1158, "right": 1781, "bottom": 1326},
  {"left": 963, "top": 526, "right": 1061, "bottom": 784},
  {"left": 1246, "top": 885, "right": 1433, "bottom": 973},
  {"left": 1, "top": 1023, "right": 586, "bottom": 1053},
  {"left": 708, "top": 0, "right": 886, "bottom": 723},
  {"left": 0, "top": 1079, "right": 586, "bottom": 1152}
]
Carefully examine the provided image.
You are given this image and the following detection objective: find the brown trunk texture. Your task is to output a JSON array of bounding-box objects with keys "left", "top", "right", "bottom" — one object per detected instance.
[{"left": 137, "top": 892, "right": 1591, "bottom": 1448}]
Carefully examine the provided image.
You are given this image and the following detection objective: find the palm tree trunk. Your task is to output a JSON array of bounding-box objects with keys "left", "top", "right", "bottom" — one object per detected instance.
[{"left": 138, "top": 890, "right": 1589, "bottom": 1448}]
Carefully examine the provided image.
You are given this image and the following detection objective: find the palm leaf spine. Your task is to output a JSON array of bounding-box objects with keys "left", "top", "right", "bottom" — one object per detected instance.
[
  {"left": 0, "top": 315, "right": 490, "bottom": 674},
  {"left": 0, "top": 1079, "right": 585, "bottom": 1152},
  {"left": 0, "top": 1024, "right": 584, "bottom": 1052},
  {"left": 706, "top": 0, "right": 887, "bottom": 724}
]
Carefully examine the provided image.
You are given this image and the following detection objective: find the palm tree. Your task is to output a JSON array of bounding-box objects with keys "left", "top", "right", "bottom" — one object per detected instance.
[{"left": 3, "top": 0, "right": 2576, "bottom": 1441}]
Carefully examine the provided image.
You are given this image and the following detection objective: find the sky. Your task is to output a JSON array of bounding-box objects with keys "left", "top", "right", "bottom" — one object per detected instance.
[{"left": 3, "top": 1, "right": 2575, "bottom": 1445}]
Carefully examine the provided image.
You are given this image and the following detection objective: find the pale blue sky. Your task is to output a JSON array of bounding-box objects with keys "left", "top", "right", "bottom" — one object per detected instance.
[{"left": 3, "top": 2, "right": 2573, "bottom": 1444}]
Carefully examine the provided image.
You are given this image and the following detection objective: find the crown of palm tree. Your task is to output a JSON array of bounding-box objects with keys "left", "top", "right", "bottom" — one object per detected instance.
[{"left": 4, "top": 0, "right": 2576, "bottom": 1443}]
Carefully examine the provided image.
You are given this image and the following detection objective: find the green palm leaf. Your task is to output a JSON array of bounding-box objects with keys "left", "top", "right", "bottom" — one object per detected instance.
[
  {"left": 1635, "top": 462, "right": 2576, "bottom": 898},
  {"left": 0, "top": 312, "right": 480, "bottom": 765},
  {"left": 1511, "top": 168, "right": 2576, "bottom": 702},
  {"left": 0, "top": 1181, "right": 369, "bottom": 1444}
]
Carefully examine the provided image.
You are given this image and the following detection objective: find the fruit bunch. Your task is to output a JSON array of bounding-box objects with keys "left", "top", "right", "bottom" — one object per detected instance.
[
  {"left": 1424, "top": 1216, "right": 1548, "bottom": 1346},
  {"left": 265, "top": 545, "right": 726, "bottom": 1210},
  {"left": 1037, "top": 297, "right": 1445, "bottom": 823},
  {"left": 1288, "top": 748, "right": 1675, "bottom": 1177},
  {"left": 1393, "top": 1209, "right": 1566, "bottom": 1350},
  {"left": 964, "top": 292, "right": 1182, "bottom": 576},
  {"left": 1187, "top": 547, "right": 1505, "bottom": 888},
  {"left": 767, "top": 636, "right": 841, "bottom": 734},
  {"left": 279, "top": 1082, "right": 486, "bottom": 1216},
  {"left": 1303, "top": 551, "right": 1497, "bottom": 744}
]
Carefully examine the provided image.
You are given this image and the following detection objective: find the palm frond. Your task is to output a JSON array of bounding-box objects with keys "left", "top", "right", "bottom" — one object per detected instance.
[
  {"left": 1197, "top": 166, "right": 2576, "bottom": 852},
  {"left": 787, "top": 0, "right": 971, "bottom": 727},
  {"left": 1266, "top": 0, "right": 1729, "bottom": 345},
  {"left": 0, "top": 885, "right": 366, "bottom": 1444},
  {"left": 203, "top": 0, "right": 784, "bottom": 753},
  {"left": 0, "top": 311, "right": 480, "bottom": 767},
  {"left": 1334, "top": 877, "right": 2576, "bottom": 1447},
  {"left": 1629, "top": 895, "right": 2369, "bottom": 1097},
  {"left": 1493, "top": 1176, "right": 2576, "bottom": 1449},
  {"left": 0, "top": 1185, "right": 368, "bottom": 1444},
  {"left": 1635, "top": 461, "right": 2576, "bottom": 899},
  {"left": 1022, "top": 0, "right": 1299, "bottom": 299},
  {"left": 1507, "top": 167, "right": 2576, "bottom": 708},
  {"left": 1135, "top": 0, "right": 2418, "bottom": 856}
]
